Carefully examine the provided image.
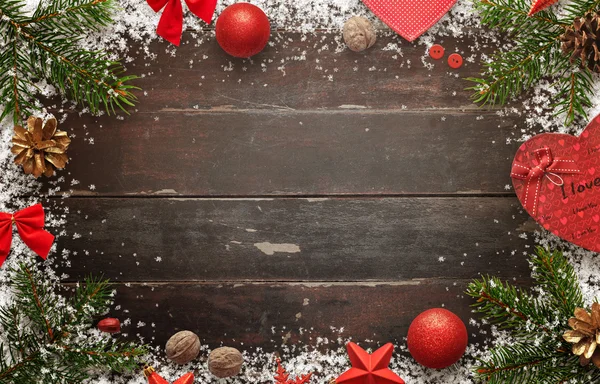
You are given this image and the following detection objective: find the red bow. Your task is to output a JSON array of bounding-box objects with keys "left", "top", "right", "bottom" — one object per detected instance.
[
  {"left": 511, "top": 147, "right": 580, "bottom": 216},
  {"left": 147, "top": 0, "right": 217, "bottom": 46},
  {"left": 0, "top": 204, "right": 55, "bottom": 267}
]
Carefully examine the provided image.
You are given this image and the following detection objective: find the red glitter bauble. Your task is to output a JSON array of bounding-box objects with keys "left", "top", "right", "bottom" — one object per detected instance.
[
  {"left": 407, "top": 308, "right": 468, "bottom": 369},
  {"left": 215, "top": 3, "right": 270, "bottom": 58}
]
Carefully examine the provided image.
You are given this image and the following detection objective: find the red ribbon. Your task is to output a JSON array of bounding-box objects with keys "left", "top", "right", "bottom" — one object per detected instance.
[
  {"left": 511, "top": 147, "right": 580, "bottom": 216},
  {"left": 0, "top": 204, "right": 55, "bottom": 267},
  {"left": 147, "top": 0, "right": 217, "bottom": 46}
]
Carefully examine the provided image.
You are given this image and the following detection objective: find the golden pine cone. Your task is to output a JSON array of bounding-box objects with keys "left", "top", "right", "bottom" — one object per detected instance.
[
  {"left": 563, "top": 303, "right": 600, "bottom": 368},
  {"left": 11, "top": 116, "right": 71, "bottom": 178},
  {"left": 560, "top": 11, "right": 600, "bottom": 73}
]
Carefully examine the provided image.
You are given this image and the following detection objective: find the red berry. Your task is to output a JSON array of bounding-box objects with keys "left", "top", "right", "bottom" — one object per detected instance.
[{"left": 97, "top": 317, "right": 121, "bottom": 333}]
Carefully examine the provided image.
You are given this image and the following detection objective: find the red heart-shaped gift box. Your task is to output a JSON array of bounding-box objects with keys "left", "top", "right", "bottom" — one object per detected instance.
[{"left": 512, "top": 115, "right": 600, "bottom": 252}]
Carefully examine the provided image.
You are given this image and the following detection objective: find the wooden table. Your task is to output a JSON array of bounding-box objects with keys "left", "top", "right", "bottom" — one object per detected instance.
[{"left": 46, "top": 31, "right": 535, "bottom": 353}]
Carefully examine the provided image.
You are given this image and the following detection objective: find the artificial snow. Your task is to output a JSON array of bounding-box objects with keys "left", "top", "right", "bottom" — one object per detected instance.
[{"left": 1, "top": 0, "right": 600, "bottom": 383}]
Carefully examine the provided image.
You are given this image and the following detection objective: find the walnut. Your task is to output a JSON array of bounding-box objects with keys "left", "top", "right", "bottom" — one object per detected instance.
[
  {"left": 165, "top": 330, "right": 200, "bottom": 364},
  {"left": 208, "top": 347, "right": 244, "bottom": 378},
  {"left": 343, "top": 16, "right": 376, "bottom": 52}
]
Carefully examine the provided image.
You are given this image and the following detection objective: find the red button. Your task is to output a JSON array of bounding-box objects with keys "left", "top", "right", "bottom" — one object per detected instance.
[
  {"left": 448, "top": 53, "right": 463, "bottom": 69},
  {"left": 429, "top": 44, "right": 444, "bottom": 60}
]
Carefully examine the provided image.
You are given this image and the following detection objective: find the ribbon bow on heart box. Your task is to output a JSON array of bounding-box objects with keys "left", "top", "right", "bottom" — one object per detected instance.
[
  {"left": 147, "top": 0, "right": 217, "bottom": 46},
  {"left": 0, "top": 204, "right": 55, "bottom": 267},
  {"left": 511, "top": 147, "right": 581, "bottom": 216}
]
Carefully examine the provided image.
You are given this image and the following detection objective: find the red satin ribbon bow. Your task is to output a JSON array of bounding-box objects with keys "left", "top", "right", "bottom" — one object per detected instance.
[
  {"left": 0, "top": 204, "right": 55, "bottom": 267},
  {"left": 147, "top": 0, "right": 217, "bottom": 46},
  {"left": 511, "top": 147, "right": 580, "bottom": 216}
]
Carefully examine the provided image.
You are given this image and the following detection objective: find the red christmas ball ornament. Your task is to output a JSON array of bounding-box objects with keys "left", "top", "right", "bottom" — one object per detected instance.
[
  {"left": 173, "top": 372, "right": 195, "bottom": 384},
  {"left": 215, "top": 3, "right": 270, "bottom": 58},
  {"left": 144, "top": 367, "right": 169, "bottom": 384},
  {"left": 407, "top": 308, "right": 468, "bottom": 369}
]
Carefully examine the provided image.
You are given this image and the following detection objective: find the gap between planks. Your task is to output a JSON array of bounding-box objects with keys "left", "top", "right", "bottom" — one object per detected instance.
[
  {"left": 50, "top": 106, "right": 508, "bottom": 116},
  {"left": 60, "top": 278, "right": 532, "bottom": 287},
  {"left": 151, "top": 107, "right": 503, "bottom": 114},
  {"left": 60, "top": 279, "right": 461, "bottom": 287},
  {"left": 40, "top": 193, "right": 517, "bottom": 199}
]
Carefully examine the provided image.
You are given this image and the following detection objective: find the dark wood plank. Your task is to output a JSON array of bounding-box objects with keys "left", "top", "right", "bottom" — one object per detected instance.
[
  {"left": 55, "top": 110, "right": 521, "bottom": 196},
  {"left": 96, "top": 279, "right": 492, "bottom": 349},
  {"left": 119, "top": 32, "right": 487, "bottom": 113},
  {"left": 55, "top": 197, "right": 534, "bottom": 282}
]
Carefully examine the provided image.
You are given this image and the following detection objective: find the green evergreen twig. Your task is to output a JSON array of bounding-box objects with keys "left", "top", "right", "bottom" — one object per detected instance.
[
  {"left": 0, "top": 263, "right": 145, "bottom": 384},
  {"left": 0, "top": 0, "right": 138, "bottom": 125},
  {"left": 466, "top": 247, "right": 598, "bottom": 383},
  {"left": 468, "top": 0, "right": 599, "bottom": 125}
]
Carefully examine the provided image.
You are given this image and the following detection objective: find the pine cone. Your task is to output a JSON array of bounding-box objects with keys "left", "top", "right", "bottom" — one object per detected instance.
[
  {"left": 563, "top": 303, "right": 600, "bottom": 368},
  {"left": 560, "top": 11, "right": 600, "bottom": 73},
  {"left": 11, "top": 116, "right": 70, "bottom": 178}
]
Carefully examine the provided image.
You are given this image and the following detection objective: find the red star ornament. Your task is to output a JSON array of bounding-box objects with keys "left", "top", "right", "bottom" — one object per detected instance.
[{"left": 336, "top": 342, "right": 405, "bottom": 384}]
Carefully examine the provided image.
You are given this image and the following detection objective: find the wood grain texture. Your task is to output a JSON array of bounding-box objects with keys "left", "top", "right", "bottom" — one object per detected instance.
[
  {"left": 54, "top": 197, "right": 534, "bottom": 282},
  {"left": 58, "top": 110, "right": 521, "bottom": 196},
  {"left": 97, "top": 279, "right": 488, "bottom": 349},
  {"left": 124, "top": 32, "right": 486, "bottom": 113},
  {"left": 37, "top": 28, "right": 534, "bottom": 357}
]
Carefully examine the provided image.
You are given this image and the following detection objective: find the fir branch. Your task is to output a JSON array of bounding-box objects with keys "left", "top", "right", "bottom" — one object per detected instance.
[
  {"left": 54, "top": 274, "right": 113, "bottom": 343},
  {"left": 0, "top": 353, "right": 41, "bottom": 383},
  {"left": 468, "top": 248, "right": 597, "bottom": 384},
  {"left": 67, "top": 275, "right": 112, "bottom": 324},
  {"left": 530, "top": 246, "right": 584, "bottom": 318},
  {"left": 469, "top": 0, "right": 599, "bottom": 124},
  {"left": 0, "top": 304, "right": 25, "bottom": 356},
  {"left": 561, "top": 0, "right": 600, "bottom": 21},
  {"left": 0, "top": 0, "right": 27, "bottom": 22},
  {"left": 60, "top": 342, "right": 143, "bottom": 372},
  {"left": 15, "top": 265, "right": 57, "bottom": 340},
  {"left": 0, "top": 263, "right": 145, "bottom": 383},
  {"left": 475, "top": 0, "right": 567, "bottom": 32},
  {"left": 0, "top": 28, "right": 39, "bottom": 123},
  {"left": 474, "top": 343, "right": 565, "bottom": 384},
  {"left": 11, "top": 37, "right": 21, "bottom": 119},
  {"left": 552, "top": 68, "right": 594, "bottom": 125},
  {"left": 28, "top": 0, "right": 115, "bottom": 32},
  {"left": 478, "top": 349, "right": 600, "bottom": 383},
  {"left": 466, "top": 36, "right": 566, "bottom": 108},
  {"left": 467, "top": 275, "right": 556, "bottom": 336},
  {"left": 0, "top": 0, "right": 138, "bottom": 125}
]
